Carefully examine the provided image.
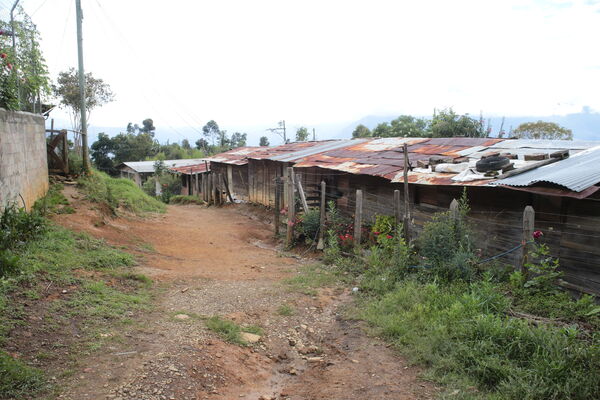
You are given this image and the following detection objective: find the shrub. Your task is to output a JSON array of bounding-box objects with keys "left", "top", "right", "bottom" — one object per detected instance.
[
  {"left": 298, "top": 208, "right": 321, "bottom": 243},
  {"left": 361, "top": 235, "right": 411, "bottom": 295},
  {"left": 168, "top": 195, "right": 204, "bottom": 205},
  {"left": 0, "top": 204, "right": 45, "bottom": 277},
  {"left": 417, "top": 191, "right": 475, "bottom": 281}
]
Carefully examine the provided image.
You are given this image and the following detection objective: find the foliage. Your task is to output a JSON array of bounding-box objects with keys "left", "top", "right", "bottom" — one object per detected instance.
[
  {"left": 0, "top": 6, "right": 50, "bottom": 112},
  {"left": 32, "top": 184, "right": 71, "bottom": 216},
  {"left": 513, "top": 121, "right": 573, "bottom": 140},
  {"left": 297, "top": 208, "right": 321, "bottom": 243},
  {"left": 52, "top": 68, "right": 114, "bottom": 132},
  {"left": 283, "top": 264, "right": 340, "bottom": 295},
  {"left": 430, "top": 108, "right": 486, "bottom": 138},
  {"left": 351, "top": 124, "right": 372, "bottom": 138},
  {"left": 371, "top": 215, "right": 396, "bottom": 242},
  {"left": 78, "top": 171, "right": 165, "bottom": 215},
  {"left": 205, "top": 316, "right": 262, "bottom": 346},
  {"left": 417, "top": 191, "right": 475, "bottom": 281},
  {"left": 361, "top": 234, "right": 411, "bottom": 295},
  {"left": 0, "top": 204, "right": 46, "bottom": 277},
  {"left": 259, "top": 136, "right": 270, "bottom": 146},
  {"left": 296, "top": 126, "right": 309, "bottom": 142},
  {"left": 373, "top": 115, "right": 430, "bottom": 138},
  {"left": 277, "top": 304, "right": 295, "bottom": 316},
  {"left": 359, "top": 278, "right": 600, "bottom": 400},
  {"left": 0, "top": 351, "right": 46, "bottom": 399}
]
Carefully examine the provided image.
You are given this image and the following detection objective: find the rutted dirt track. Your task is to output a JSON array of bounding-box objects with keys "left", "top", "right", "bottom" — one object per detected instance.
[{"left": 55, "top": 196, "right": 437, "bottom": 400}]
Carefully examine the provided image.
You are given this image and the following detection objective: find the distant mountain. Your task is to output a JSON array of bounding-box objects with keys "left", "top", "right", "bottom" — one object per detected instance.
[{"left": 337, "top": 111, "right": 600, "bottom": 140}]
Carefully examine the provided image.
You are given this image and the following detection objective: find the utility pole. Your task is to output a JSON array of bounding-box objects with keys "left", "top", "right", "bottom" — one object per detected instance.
[
  {"left": 76, "top": 0, "right": 90, "bottom": 173},
  {"left": 10, "top": 0, "right": 20, "bottom": 108},
  {"left": 312, "top": 128, "right": 316, "bottom": 141},
  {"left": 267, "top": 120, "right": 287, "bottom": 144}
]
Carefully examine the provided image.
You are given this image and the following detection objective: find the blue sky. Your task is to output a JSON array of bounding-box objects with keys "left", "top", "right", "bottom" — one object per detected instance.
[{"left": 15, "top": 0, "right": 600, "bottom": 144}]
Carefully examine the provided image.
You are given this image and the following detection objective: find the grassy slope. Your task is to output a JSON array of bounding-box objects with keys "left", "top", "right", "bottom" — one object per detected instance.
[
  {"left": 78, "top": 171, "right": 165, "bottom": 215},
  {"left": 0, "top": 183, "right": 155, "bottom": 399}
]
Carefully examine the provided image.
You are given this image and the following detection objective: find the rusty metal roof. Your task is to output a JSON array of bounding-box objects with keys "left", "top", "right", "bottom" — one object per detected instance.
[
  {"left": 170, "top": 162, "right": 210, "bottom": 175},
  {"left": 205, "top": 146, "right": 264, "bottom": 165}
]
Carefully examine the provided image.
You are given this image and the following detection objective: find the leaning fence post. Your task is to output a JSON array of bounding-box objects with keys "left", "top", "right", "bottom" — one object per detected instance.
[
  {"left": 295, "top": 173, "right": 309, "bottom": 213},
  {"left": 317, "top": 181, "right": 326, "bottom": 250},
  {"left": 286, "top": 167, "right": 296, "bottom": 247},
  {"left": 354, "top": 189, "right": 363, "bottom": 245},
  {"left": 520, "top": 206, "right": 535, "bottom": 275},
  {"left": 274, "top": 177, "right": 281, "bottom": 235}
]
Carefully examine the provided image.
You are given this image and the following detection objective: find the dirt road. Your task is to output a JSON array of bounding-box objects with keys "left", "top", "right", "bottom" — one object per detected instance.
[{"left": 55, "top": 199, "right": 436, "bottom": 400}]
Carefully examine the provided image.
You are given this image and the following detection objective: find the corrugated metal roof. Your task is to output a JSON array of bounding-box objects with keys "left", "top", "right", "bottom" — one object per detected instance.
[
  {"left": 118, "top": 159, "right": 207, "bottom": 173},
  {"left": 492, "top": 146, "right": 600, "bottom": 192},
  {"left": 170, "top": 162, "right": 210, "bottom": 175},
  {"left": 205, "top": 147, "right": 264, "bottom": 165},
  {"left": 269, "top": 139, "right": 369, "bottom": 162}
]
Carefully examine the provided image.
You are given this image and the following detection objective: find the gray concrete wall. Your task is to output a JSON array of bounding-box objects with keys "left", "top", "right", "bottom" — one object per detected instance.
[{"left": 0, "top": 108, "right": 48, "bottom": 210}]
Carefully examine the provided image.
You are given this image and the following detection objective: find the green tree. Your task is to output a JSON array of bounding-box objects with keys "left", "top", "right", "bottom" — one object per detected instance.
[
  {"left": 259, "top": 136, "right": 270, "bottom": 146},
  {"left": 195, "top": 138, "right": 209, "bottom": 151},
  {"left": 140, "top": 118, "right": 156, "bottom": 135},
  {"left": 230, "top": 132, "right": 247, "bottom": 148},
  {"left": 53, "top": 68, "right": 115, "bottom": 133},
  {"left": 181, "top": 139, "right": 191, "bottom": 149},
  {"left": 296, "top": 126, "right": 309, "bottom": 142},
  {"left": 372, "top": 122, "right": 393, "bottom": 137},
  {"left": 202, "top": 120, "right": 220, "bottom": 146},
  {"left": 352, "top": 124, "right": 372, "bottom": 138},
  {"left": 430, "top": 108, "right": 485, "bottom": 138},
  {"left": 390, "top": 115, "right": 429, "bottom": 137},
  {"left": 90, "top": 132, "right": 116, "bottom": 174},
  {"left": 513, "top": 121, "right": 573, "bottom": 140}
]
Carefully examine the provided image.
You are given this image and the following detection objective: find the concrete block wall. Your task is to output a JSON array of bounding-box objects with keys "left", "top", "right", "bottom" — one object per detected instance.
[{"left": 0, "top": 108, "right": 48, "bottom": 210}]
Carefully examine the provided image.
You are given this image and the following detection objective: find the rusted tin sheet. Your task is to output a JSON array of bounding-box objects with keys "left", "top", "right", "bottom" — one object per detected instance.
[
  {"left": 206, "top": 147, "right": 264, "bottom": 165},
  {"left": 169, "top": 162, "right": 209, "bottom": 175}
]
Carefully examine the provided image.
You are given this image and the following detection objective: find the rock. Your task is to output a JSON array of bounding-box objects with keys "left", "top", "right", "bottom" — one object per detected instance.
[
  {"left": 351, "top": 359, "right": 359, "bottom": 364},
  {"left": 174, "top": 314, "right": 190, "bottom": 320},
  {"left": 288, "top": 338, "right": 296, "bottom": 346},
  {"left": 240, "top": 332, "right": 261, "bottom": 343},
  {"left": 307, "top": 357, "right": 323, "bottom": 363},
  {"left": 299, "top": 345, "right": 319, "bottom": 355}
]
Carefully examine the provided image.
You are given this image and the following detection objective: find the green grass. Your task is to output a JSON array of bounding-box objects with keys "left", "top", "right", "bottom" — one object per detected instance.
[
  {"left": 32, "top": 183, "right": 71, "bottom": 215},
  {"left": 205, "top": 316, "right": 263, "bottom": 346},
  {"left": 0, "top": 222, "right": 153, "bottom": 399},
  {"left": 78, "top": 171, "right": 166, "bottom": 216},
  {"left": 357, "top": 277, "right": 600, "bottom": 400},
  {"left": 283, "top": 264, "right": 340, "bottom": 295},
  {"left": 168, "top": 195, "right": 204, "bottom": 205},
  {"left": 277, "top": 303, "right": 295, "bottom": 316},
  {"left": 0, "top": 351, "right": 47, "bottom": 399}
]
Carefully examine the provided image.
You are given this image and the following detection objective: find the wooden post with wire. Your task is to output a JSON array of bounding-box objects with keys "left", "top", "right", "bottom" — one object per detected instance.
[
  {"left": 295, "top": 173, "right": 309, "bottom": 213},
  {"left": 286, "top": 167, "right": 296, "bottom": 247},
  {"left": 403, "top": 143, "right": 411, "bottom": 243},
  {"left": 520, "top": 206, "right": 535, "bottom": 275},
  {"left": 354, "top": 189, "right": 363, "bottom": 245},
  {"left": 317, "top": 181, "right": 326, "bottom": 250},
  {"left": 394, "top": 189, "right": 401, "bottom": 227},
  {"left": 274, "top": 178, "right": 281, "bottom": 235}
]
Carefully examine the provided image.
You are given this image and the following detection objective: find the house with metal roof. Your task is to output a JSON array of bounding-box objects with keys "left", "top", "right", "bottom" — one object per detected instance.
[{"left": 116, "top": 159, "right": 206, "bottom": 187}]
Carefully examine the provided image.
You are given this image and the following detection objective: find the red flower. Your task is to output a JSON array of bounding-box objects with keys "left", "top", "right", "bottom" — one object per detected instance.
[
  {"left": 386, "top": 235, "right": 393, "bottom": 239},
  {"left": 374, "top": 231, "right": 380, "bottom": 235},
  {"left": 533, "top": 230, "right": 543, "bottom": 239},
  {"left": 6, "top": 63, "right": 12, "bottom": 70},
  {"left": 0, "top": 53, "right": 6, "bottom": 59}
]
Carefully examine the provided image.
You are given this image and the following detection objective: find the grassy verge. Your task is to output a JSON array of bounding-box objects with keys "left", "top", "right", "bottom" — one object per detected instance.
[
  {"left": 206, "top": 316, "right": 263, "bottom": 346},
  {"left": 0, "top": 217, "right": 152, "bottom": 399},
  {"left": 283, "top": 264, "right": 341, "bottom": 295},
  {"left": 78, "top": 171, "right": 166, "bottom": 216}
]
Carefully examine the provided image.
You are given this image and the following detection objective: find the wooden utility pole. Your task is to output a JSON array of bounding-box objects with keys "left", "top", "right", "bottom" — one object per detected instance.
[
  {"left": 317, "top": 181, "right": 326, "bottom": 250},
  {"left": 75, "top": 0, "right": 90, "bottom": 173},
  {"left": 520, "top": 206, "right": 535, "bottom": 275},
  {"left": 354, "top": 189, "right": 363, "bottom": 245},
  {"left": 312, "top": 128, "right": 316, "bottom": 141},
  {"left": 222, "top": 175, "right": 234, "bottom": 203},
  {"left": 286, "top": 167, "right": 296, "bottom": 247},
  {"left": 403, "top": 143, "right": 411, "bottom": 243}
]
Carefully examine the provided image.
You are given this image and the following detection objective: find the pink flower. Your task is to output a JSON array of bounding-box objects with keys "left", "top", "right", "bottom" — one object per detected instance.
[
  {"left": 374, "top": 231, "right": 380, "bottom": 235},
  {"left": 386, "top": 235, "right": 393, "bottom": 239},
  {"left": 533, "top": 230, "right": 543, "bottom": 239},
  {"left": 6, "top": 63, "right": 12, "bottom": 70},
  {"left": 0, "top": 53, "right": 6, "bottom": 59}
]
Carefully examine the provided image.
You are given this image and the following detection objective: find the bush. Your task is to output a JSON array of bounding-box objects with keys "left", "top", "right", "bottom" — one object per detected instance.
[
  {"left": 168, "top": 195, "right": 204, "bottom": 205},
  {"left": 0, "top": 204, "right": 45, "bottom": 277},
  {"left": 361, "top": 235, "right": 411, "bottom": 294},
  {"left": 142, "top": 173, "right": 182, "bottom": 204},
  {"left": 417, "top": 191, "right": 475, "bottom": 281},
  {"left": 298, "top": 208, "right": 321, "bottom": 243}
]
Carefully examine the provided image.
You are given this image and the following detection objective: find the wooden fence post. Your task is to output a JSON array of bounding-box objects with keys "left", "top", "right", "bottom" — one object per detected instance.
[
  {"left": 62, "top": 130, "right": 69, "bottom": 174},
  {"left": 317, "top": 181, "right": 326, "bottom": 250},
  {"left": 274, "top": 178, "right": 281, "bottom": 235},
  {"left": 286, "top": 167, "right": 296, "bottom": 247},
  {"left": 520, "top": 206, "right": 535, "bottom": 274},
  {"left": 295, "top": 173, "right": 309, "bottom": 213},
  {"left": 403, "top": 143, "right": 411, "bottom": 243},
  {"left": 394, "top": 189, "right": 401, "bottom": 228},
  {"left": 195, "top": 173, "right": 199, "bottom": 197},
  {"left": 354, "top": 189, "right": 363, "bottom": 245},
  {"left": 450, "top": 199, "right": 459, "bottom": 221},
  {"left": 222, "top": 175, "right": 234, "bottom": 203}
]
